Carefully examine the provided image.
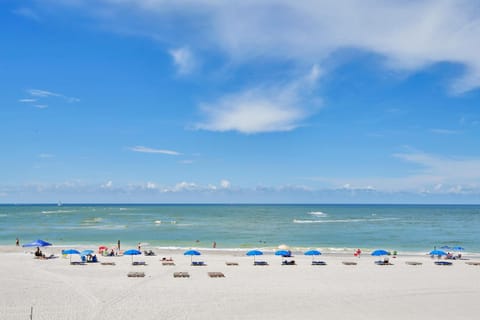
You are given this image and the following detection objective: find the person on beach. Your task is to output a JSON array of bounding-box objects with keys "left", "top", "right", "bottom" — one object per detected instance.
[
  {"left": 213, "top": 241, "right": 217, "bottom": 248},
  {"left": 354, "top": 248, "right": 362, "bottom": 257},
  {"left": 117, "top": 240, "right": 121, "bottom": 250},
  {"left": 15, "top": 238, "right": 19, "bottom": 246},
  {"left": 137, "top": 243, "right": 141, "bottom": 251}
]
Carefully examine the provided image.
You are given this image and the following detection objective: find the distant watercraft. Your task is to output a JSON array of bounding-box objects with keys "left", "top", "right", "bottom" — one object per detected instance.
[{"left": 57, "top": 201, "right": 63, "bottom": 207}]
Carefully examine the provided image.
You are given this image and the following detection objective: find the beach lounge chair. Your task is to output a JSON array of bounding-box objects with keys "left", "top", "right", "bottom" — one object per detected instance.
[
  {"left": 405, "top": 261, "right": 422, "bottom": 266},
  {"left": 435, "top": 261, "right": 453, "bottom": 266},
  {"left": 191, "top": 261, "right": 207, "bottom": 266},
  {"left": 225, "top": 262, "right": 239, "bottom": 266},
  {"left": 101, "top": 262, "right": 116, "bottom": 266},
  {"left": 254, "top": 261, "right": 269, "bottom": 266},
  {"left": 173, "top": 272, "right": 190, "bottom": 278},
  {"left": 162, "top": 261, "right": 175, "bottom": 266},
  {"left": 312, "top": 260, "right": 327, "bottom": 266},
  {"left": 375, "top": 260, "right": 393, "bottom": 265},
  {"left": 127, "top": 272, "right": 145, "bottom": 277},
  {"left": 281, "top": 260, "right": 296, "bottom": 265},
  {"left": 342, "top": 261, "right": 357, "bottom": 265},
  {"left": 70, "top": 261, "right": 86, "bottom": 265},
  {"left": 465, "top": 261, "right": 480, "bottom": 266},
  {"left": 132, "top": 261, "right": 147, "bottom": 266},
  {"left": 208, "top": 272, "right": 225, "bottom": 278}
]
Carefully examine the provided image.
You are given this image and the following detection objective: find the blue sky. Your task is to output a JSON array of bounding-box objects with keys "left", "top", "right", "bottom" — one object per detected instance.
[{"left": 1, "top": 0, "right": 480, "bottom": 203}]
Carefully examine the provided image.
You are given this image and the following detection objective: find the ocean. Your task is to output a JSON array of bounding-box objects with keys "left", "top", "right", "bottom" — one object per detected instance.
[{"left": 1, "top": 204, "right": 479, "bottom": 253}]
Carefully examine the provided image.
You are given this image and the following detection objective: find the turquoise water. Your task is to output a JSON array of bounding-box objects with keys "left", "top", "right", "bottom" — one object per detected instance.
[{"left": 1, "top": 204, "right": 479, "bottom": 252}]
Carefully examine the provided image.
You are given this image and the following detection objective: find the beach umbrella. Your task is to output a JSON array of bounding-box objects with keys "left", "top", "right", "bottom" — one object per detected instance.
[
  {"left": 371, "top": 249, "right": 390, "bottom": 256},
  {"left": 429, "top": 250, "right": 447, "bottom": 258},
  {"left": 304, "top": 249, "right": 321, "bottom": 261},
  {"left": 184, "top": 250, "right": 201, "bottom": 262},
  {"left": 63, "top": 249, "right": 80, "bottom": 263},
  {"left": 80, "top": 249, "right": 94, "bottom": 256},
  {"left": 453, "top": 246, "right": 465, "bottom": 251},
  {"left": 124, "top": 249, "right": 142, "bottom": 263},
  {"left": 246, "top": 250, "right": 263, "bottom": 262},
  {"left": 22, "top": 239, "right": 52, "bottom": 247},
  {"left": 440, "top": 245, "right": 451, "bottom": 250},
  {"left": 275, "top": 250, "right": 291, "bottom": 257}
]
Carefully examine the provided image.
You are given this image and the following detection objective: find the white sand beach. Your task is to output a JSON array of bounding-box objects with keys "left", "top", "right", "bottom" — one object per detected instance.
[{"left": 1, "top": 245, "right": 480, "bottom": 320}]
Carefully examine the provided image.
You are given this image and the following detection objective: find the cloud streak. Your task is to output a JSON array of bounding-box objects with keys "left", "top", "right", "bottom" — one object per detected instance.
[
  {"left": 130, "top": 146, "right": 181, "bottom": 156},
  {"left": 19, "top": 89, "right": 80, "bottom": 109}
]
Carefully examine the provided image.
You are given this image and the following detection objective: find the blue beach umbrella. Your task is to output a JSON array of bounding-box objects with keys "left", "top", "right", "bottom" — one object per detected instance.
[
  {"left": 275, "top": 250, "right": 291, "bottom": 257},
  {"left": 452, "top": 246, "right": 465, "bottom": 251},
  {"left": 63, "top": 249, "right": 80, "bottom": 263},
  {"left": 246, "top": 250, "right": 263, "bottom": 262},
  {"left": 429, "top": 250, "right": 447, "bottom": 257},
  {"left": 304, "top": 249, "right": 321, "bottom": 256},
  {"left": 184, "top": 250, "right": 201, "bottom": 262},
  {"left": 371, "top": 249, "right": 390, "bottom": 256},
  {"left": 22, "top": 239, "right": 52, "bottom": 248},
  {"left": 80, "top": 249, "right": 94, "bottom": 256},
  {"left": 304, "top": 249, "right": 321, "bottom": 261},
  {"left": 124, "top": 249, "right": 142, "bottom": 263},
  {"left": 440, "top": 246, "right": 451, "bottom": 250}
]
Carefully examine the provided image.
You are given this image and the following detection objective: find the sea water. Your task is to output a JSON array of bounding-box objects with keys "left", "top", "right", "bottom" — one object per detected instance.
[{"left": 1, "top": 204, "right": 479, "bottom": 253}]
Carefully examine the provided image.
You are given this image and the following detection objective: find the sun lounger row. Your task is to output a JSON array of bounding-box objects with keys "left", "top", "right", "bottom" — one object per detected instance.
[{"left": 127, "top": 272, "right": 145, "bottom": 277}]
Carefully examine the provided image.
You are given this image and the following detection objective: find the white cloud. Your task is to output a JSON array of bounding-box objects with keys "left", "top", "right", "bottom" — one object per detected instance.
[
  {"left": 196, "top": 65, "right": 319, "bottom": 133},
  {"left": 146, "top": 182, "right": 157, "bottom": 189},
  {"left": 220, "top": 179, "right": 231, "bottom": 189},
  {"left": 169, "top": 47, "right": 196, "bottom": 75},
  {"left": 39, "top": 0, "right": 480, "bottom": 93},
  {"left": 130, "top": 145, "right": 181, "bottom": 156},
  {"left": 20, "top": 89, "right": 79, "bottom": 108},
  {"left": 101, "top": 180, "right": 113, "bottom": 189},
  {"left": 28, "top": 89, "right": 60, "bottom": 97}
]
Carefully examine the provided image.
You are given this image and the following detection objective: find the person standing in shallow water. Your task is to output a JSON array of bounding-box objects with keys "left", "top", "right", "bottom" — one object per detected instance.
[{"left": 213, "top": 241, "right": 216, "bottom": 248}]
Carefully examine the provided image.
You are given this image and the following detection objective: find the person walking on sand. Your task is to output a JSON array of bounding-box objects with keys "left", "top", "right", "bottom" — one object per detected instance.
[
  {"left": 117, "top": 240, "right": 121, "bottom": 250},
  {"left": 15, "top": 237, "right": 19, "bottom": 246},
  {"left": 213, "top": 241, "right": 216, "bottom": 248}
]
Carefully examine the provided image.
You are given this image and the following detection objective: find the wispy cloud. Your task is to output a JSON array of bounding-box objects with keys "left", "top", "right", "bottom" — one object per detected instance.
[
  {"left": 28, "top": 89, "right": 60, "bottom": 97},
  {"left": 311, "top": 151, "right": 480, "bottom": 194},
  {"left": 430, "top": 128, "right": 460, "bottom": 135},
  {"left": 196, "top": 64, "right": 321, "bottom": 133},
  {"left": 169, "top": 47, "right": 196, "bottom": 75},
  {"left": 130, "top": 146, "right": 181, "bottom": 156},
  {"left": 38, "top": 153, "right": 54, "bottom": 158},
  {"left": 18, "top": 98, "right": 37, "bottom": 103},
  {"left": 13, "top": 7, "right": 41, "bottom": 22},
  {"left": 19, "top": 89, "right": 79, "bottom": 109},
  {"left": 38, "top": 0, "right": 480, "bottom": 94}
]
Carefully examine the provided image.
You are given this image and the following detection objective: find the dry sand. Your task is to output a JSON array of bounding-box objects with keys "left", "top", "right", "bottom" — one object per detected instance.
[{"left": 1, "top": 245, "right": 480, "bottom": 320}]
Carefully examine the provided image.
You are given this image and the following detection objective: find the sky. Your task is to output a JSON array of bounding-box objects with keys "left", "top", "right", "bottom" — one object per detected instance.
[{"left": 1, "top": 0, "right": 480, "bottom": 204}]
